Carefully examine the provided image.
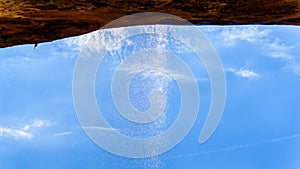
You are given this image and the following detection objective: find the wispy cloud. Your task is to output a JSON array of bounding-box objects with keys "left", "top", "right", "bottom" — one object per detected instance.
[
  {"left": 227, "top": 67, "right": 259, "bottom": 80},
  {"left": 266, "top": 134, "right": 299, "bottom": 143},
  {"left": 261, "top": 38, "right": 300, "bottom": 76},
  {"left": 288, "top": 63, "right": 300, "bottom": 76},
  {"left": 53, "top": 131, "right": 73, "bottom": 137},
  {"left": 0, "top": 128, "right": 32, "bottom": 139},
  {"left": 166, "top": 134, "right": 300, "bottom": 160},
  {"left": 57, "top": 25, "right": 300, "bottom": 77},
  {"left": 215, "top": 26, "right": 299, "bottom": 76},
  {"left": 21, "top": 120, "right": 47, "bottom": 131},
  {"left": 0, "top": 120, "right": 48, "bottom": 140},
  {"left": 220, "top": 26, "right": 271, "bottom": 46},
  {"left": 82, "top": 126, "right": 117, "bottom": 131},
  {"left": 263, "top": 38, "right": 294, "bottom": 60},
  {"left": 56, "top": 27, "right": 130, "bottom": 58}
]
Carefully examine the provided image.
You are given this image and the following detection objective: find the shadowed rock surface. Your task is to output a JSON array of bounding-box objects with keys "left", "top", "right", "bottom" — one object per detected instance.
[{"left": 1, "top": 0, "right": 300, "bottom": 48}]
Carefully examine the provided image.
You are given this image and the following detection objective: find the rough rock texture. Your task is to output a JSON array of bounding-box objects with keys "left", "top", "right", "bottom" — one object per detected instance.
[{"left": 1, "top": 0, "right": 300, "bottom": 48}]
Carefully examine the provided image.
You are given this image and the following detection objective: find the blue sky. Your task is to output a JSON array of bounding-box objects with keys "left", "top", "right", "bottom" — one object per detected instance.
[{"left": 0, "top": 25, "right": 300, "bottom": 169}]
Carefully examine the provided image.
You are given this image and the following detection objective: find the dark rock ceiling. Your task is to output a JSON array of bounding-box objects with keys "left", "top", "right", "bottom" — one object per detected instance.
[{"left": 1, "top": 0, "right": 299, "bottom": 48}]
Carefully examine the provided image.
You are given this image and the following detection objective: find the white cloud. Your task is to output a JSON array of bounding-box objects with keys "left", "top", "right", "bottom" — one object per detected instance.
[
  {"left": 227, "top": 67, "right": 259, "bottom": 80},
  {"left": 263, "top": 38, "right": 294, "bottom": 60},
  {"left": 58, "top": 25, "right": 300, "bottom": 77},
  {"left": 0, "top": 119, "right": 48, "bottom": 140},
  {"left": 262, "top": 38, "right": 300, "bottom": 76},
  {"left": 22, "top": 120, "right": 47, "bottom": 131},
  {"left": 215, "top": 26, "right": 300, "bottom": 76},
  {"left": 220, "top": 26, "right": 271, "bottom": 46},
  {"left": 53, "top": 131, "right": 73, "bottom": 137},
  {"left": 58, "top": 25, "right": 178, "bottom": 59},
  {"left": 57, "top": 26, "right": 131, "bottom": 58},
  {"left": 0, "top": 128, "right": 32, "bottom": 139}
]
